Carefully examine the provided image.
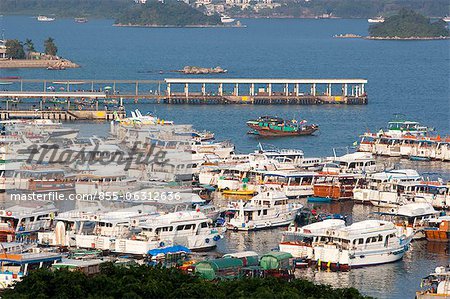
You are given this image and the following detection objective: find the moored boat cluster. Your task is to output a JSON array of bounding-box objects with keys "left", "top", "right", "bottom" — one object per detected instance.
[{"left": 0, "top": 110, "right": 448, "bottom": 294}]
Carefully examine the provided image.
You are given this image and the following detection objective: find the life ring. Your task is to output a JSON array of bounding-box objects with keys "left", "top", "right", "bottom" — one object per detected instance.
[{"left": 6, "top": 211, "right": 12, "bottom": 217}]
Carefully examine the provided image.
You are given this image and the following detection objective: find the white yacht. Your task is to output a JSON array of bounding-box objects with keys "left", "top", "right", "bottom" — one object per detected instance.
[
  {"left": 225, "top": 191, "right": 303, "bottom": 231},
  {"left": 221, "top": 15, "right": 235, "bottom": 24},
  {"left": 374, "top": 202, "right": 440, "bottom": 239},
  {"left": 353, "top": 169, "right": 421, "bottom": 206},
  {"left": 322, "top": 152, "right": 380, "bottom": 174},
  {"left": 368, "top": 16, "right": 385, "bottom": 23},
  {"left": 262, "top": 170, "right": 316, "bottom": 198},
  {"left": 113, "top": 210, "right": 222, "bottom": 255},
  {"left": 74, "top": 205, "right": 159, "bottom": 251},
  {"left": 0, "top": 203, "right": 58, "bottom": 234},
  {"left": 279, "top": 219, "right": 346, "bottom": 259},
  {"left": 313, "top": 220, "right": 412, "bottom": 270},
  {"left": 37, "top": 15, "right": 55, "bottom": 22}
]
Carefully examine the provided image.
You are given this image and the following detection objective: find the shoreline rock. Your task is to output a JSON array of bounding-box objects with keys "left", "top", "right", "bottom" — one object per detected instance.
[
  {"left": 113, "top": 23, "right": 246, "bottom": 28},
  {"left": 178, "top": 66, "right": 227, "bottom": 74},
  {"left": 0, "top": 58, "right": 79, "bottom": 69}
]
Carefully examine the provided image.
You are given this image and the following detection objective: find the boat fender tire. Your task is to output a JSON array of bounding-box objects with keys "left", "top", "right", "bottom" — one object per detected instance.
[
  {"left": 205, "top": 238, "right": 210, "bottom": 244},
  {"left": 213, "top": 235, "right": 220, "bottom": 242},
  {"left": 159, "top": 242, "right": 165, "bottom": 247},
  {"left": 233, "top": 227, "right": 238, "bottom": 232}
]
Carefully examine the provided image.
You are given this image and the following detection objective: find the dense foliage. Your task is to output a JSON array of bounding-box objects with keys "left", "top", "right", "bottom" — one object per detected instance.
[
  {"left": 5, "top": 40, "right": 25, "bottom": 59},
  {"left": 115, "top": 1, "right": 221, "bottom": 26},
  {"left": 369, "top": 9, "right": 449, "bottom": 38},
  {"left": 247, "top": 0, "right": 449, "bottom": 18},
  {"left": 0, "top": 0, "right": 131, "bottom": 18},
  {"left": 3, "top": 263, "right": 369, "bottom": 299},
  {"left": 0, "top": 0, "right": 448, "bottom": 19}
]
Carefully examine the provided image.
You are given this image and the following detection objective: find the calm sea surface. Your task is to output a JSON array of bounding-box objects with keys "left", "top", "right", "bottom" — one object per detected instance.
[{"left": 1, "top": 16, "right": 449, "bottom": 298}]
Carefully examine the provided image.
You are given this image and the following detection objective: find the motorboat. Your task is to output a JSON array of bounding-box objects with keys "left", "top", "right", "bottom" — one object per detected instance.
[
  {"left": 113, "top": 210, "right": 223, "bottom": 255},
  {"left": 279, "top": 219, "right": 346, "bottom": 259},
  {"left": 37, "top": 15, "right": 55, "bottom": 22},
  {"left": 220, "top": 15, "right": 235, "bottom": 24},
  {"left": 416, "top": 265, "right": 450, "bottom": 298},
  {"left": 313, "top": 220, "right": 412, "bottom": 270},
  {"left": 374, "top": 202, "right": 440, "bottom": 239},
  {"left": 368, "top": 16, "right": 385, "bottom": 23},
  {"left": 224, "top": 191, "right": 303, "bottom": 231},
  {"left": 353, "top": 169, "right": 422, "bottom": 206},
  {"left": 0, "top": 203, "right": 58, "bottom": 235},
  {"left": 262, "top": 170, "right": 316, "bottom": 198}
]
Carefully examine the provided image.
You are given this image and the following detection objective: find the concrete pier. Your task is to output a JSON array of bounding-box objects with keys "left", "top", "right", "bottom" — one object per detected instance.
[{"left": 0, "top": 78, "right": 368, "bottom": 106}]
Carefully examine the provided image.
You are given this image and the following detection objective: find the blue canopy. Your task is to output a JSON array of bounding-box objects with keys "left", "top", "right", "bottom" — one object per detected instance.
[{"left": 147, "top": 245, "right": 191, "bottom": 256}]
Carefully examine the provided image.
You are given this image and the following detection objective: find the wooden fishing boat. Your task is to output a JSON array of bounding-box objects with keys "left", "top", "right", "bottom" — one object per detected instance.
[
  {"left": 247, "top": 116, "right": 318, "bottom": 137},
  {"left": 424, "top": 216, "right": 450, "bottom": 242}
]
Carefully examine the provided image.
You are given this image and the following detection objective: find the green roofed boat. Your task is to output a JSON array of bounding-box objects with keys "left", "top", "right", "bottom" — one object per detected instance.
[{"left": 247, "top": 116, "right": 318, "bottom": 137}]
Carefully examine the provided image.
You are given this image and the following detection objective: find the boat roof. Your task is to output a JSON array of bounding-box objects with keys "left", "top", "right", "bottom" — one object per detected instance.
[
  {"left": 376, "top": 203, "right": 438, "bottom": 217},
  {"left": 0, "top": 252, "right": 62, "bottom": 264},
  {"left": 0, "top": 203, "right": 57, "bottom": 217},
  {"left": 370, "top": 169, "right": 420, "bottom": 181},
  {"left": 333, "top": 152, "right": 374, "bottom": 162},
  {"left": 340, "top": 220, "right": 395, "bottom": 235},
  {"left": 223, "top": 251, "right": 259, "bottom": 259},
  {"left": 139, "top": 211, "right": 209, "bottom": 228},
  {"left": 261, "top": 170, "right": 317, "bottom": 177},
  {"left": 53, "top": 258, "right": 105, "bottom": 268}
]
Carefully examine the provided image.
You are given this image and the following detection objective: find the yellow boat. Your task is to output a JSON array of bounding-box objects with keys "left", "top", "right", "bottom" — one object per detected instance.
[{"left": 222, "top": 189, "right": 256, "bottom": 196}]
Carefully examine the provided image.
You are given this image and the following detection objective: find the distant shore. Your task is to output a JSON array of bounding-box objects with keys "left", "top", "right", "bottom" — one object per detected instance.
[
  {"left": 0, "top": 59, "right": 79, "bottom": 69},
  {"left": 365, "top": 36, "right": 450, "bottom": 40},
  {"left": 334, "top": 34, "right": 450, "bottom": 40},
  {"left": 113, "top": 23, "right": 246, "bottom": 28}
]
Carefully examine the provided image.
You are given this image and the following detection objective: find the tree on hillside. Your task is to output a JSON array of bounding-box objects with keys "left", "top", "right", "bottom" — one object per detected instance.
[
  {"left": 44, "top": 37, "right": 58, "bottom": 56},
  {"left": 5, "top": 39, "right": 25, "bottom": 59}
]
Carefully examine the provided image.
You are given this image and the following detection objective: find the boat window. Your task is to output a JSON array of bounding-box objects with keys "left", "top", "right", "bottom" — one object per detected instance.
[
  {"left": 201, "top": 222, "right": 208, "bottom": 228},
  {"left": 366, "top": 237, "right": 371, "bottom": 244},
  {"left": 37, "top": 214, "right": 49, "bottom": 220},
  {"left": 184, "top": 224, "right": 194, "bottom": 230},
  {"left": 176, "top": 225, "right": 184, "bottom": 231},
  {"left": 263, "top": 210, "right": 268, "bottom": 216},
  {"left": 378, "top": 235, "right": 383, "bottom": 242},
  {"left": 358, "top": 238, "right": 364, "bottom": 244}
]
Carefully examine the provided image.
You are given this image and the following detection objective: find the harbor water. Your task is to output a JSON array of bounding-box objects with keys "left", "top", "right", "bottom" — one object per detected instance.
[{"left": 1, "top": 16, "right": 449, "bottom": 298}]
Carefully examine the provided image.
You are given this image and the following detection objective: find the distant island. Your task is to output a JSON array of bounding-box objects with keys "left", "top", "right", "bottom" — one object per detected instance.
[
  {"left": 114, "top": 1, "right": 223, "bottom": 27},
  {"left": 1, "top": 0, "right": 449, "bottom": 20},
  {"left": 368, "top": 9, "right": 449, "bottom": 40},
  {"left": 0, "top": 37, "right": 78, "bottom": 69}
]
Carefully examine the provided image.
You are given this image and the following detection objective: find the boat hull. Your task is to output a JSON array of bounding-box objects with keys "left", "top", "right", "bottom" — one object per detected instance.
[{"left": 247, "top": 124, "right": 318, "bottom": 137}]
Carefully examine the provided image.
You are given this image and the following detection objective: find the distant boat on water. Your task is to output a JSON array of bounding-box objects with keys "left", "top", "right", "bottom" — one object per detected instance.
[
  {"left": 221, "top": 15, "right": 235, "bottom": 24},
  {"left": 368, "top": 16, "right": 385, "bottom": 23},
  {"left": 37, "top": 15, "right": 55, "bottom": 22},
  {"left": 443, "top": 16, "right": 450, "bottom": 22},
  {"left": 74, "top": 17, "right": 88, "bottom": 23}
]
